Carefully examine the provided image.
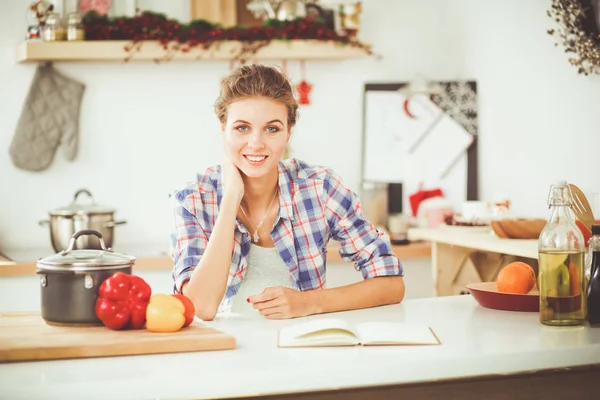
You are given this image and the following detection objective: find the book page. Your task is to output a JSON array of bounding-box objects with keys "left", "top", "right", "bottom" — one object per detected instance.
[
  {"left": 278, "top": 319, "right": 360, "bottom": 347},
  {"left": 355, "top": 322, "right": 440, "bottom": 346}
]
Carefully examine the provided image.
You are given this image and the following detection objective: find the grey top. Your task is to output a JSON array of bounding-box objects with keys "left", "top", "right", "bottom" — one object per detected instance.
[{"left": 230, "top": 244, "right": 293, "bottom": 315}]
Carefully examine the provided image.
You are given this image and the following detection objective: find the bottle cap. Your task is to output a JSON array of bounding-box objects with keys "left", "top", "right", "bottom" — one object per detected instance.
[
  {"left": 592, "top": 224, "right": 600, "bottom": 235},
  {"left": 555, "top": 180, "right": 567, "bottom": 187}
]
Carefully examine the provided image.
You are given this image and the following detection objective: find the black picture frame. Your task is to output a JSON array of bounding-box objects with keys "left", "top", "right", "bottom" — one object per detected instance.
[{"left": 361, "top": 82, "right": 479, "bottom": 201}]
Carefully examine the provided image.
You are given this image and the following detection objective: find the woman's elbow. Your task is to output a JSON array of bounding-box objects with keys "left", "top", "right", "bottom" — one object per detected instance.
[
  {"left": 191, "top": 298, "right": 220, "bottom": 321},
  {"left": 192, "top": 298, "right": 220, "bottom": 321},
  {"left": 182, "top": 282, "right": 219, "bottom": 321},
  {"left": 196, "top": 308, "right": 217, "bottom": 321},
  {"left": 388, "top": 276, "right": 405, "bottom": 304}
]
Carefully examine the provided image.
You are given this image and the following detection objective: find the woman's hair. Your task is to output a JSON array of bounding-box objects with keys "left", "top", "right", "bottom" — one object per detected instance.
[{"left": 215, "top": 64, "right": 299, "bottom": 128}]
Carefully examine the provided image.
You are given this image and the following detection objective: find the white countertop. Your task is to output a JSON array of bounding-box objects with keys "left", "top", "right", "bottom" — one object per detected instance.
[
  {"left": 1, "top": 296, "right": 599, "bottom": 400},
  {"left": 408, "top": 227, "right": 539, "bottom": 259},
  {"left": 1, "top": 244, "right": 171, "bottom": 263}
]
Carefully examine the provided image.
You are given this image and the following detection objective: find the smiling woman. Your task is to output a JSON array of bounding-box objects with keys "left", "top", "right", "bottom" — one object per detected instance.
[{"left": 168, "top": 64, "right": 405, "bottom": 321}]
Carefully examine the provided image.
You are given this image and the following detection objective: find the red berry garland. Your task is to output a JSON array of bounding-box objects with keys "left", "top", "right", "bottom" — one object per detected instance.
[{"left": 82, "top": 11, "right": 372, "bottom": 61}]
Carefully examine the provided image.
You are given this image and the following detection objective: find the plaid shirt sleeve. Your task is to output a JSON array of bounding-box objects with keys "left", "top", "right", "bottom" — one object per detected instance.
[
  {"left": 169, "top": 189, "right": 209, "bottom": 294},
  {"left": 323, "top": 172, "right": 403, "bottom": 279}
]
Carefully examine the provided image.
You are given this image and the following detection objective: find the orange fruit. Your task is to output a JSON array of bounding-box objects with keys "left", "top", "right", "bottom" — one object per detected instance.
[
  {"left": 514, "top": 261, "right": 536, "bottom": 289},
  {"left": 497, "top": 262, "right": 536, "bottom": 294}
]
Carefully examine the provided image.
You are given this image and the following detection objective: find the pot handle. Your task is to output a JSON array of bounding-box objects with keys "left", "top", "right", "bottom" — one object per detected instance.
[
  {"left": 61, "top": 230, "right": 111, "bottom": 255},
  {"left": 72, "top": 189, "right": 94, "bottom": 204},
  {"left": 103, "top": 220, "right": 127, "bottom": 228},
  {"left": 38, "top": 220, "right": 49, "bottom": 226}
]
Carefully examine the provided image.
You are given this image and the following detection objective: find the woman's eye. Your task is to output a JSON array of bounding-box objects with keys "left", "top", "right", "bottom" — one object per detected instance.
[
  {"left": 235, "top": 125, "right": 249, "bottom": 133},
  {"left": 266, "top": 126, "right": 279, "bottom": 134}
]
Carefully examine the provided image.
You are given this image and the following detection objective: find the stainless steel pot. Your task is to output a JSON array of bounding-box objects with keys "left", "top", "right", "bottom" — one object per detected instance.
[
  {"left": 39, "top": 189, "right": 126, "bottom": 252},
  {"left": 36, "top": 230, "right": 135, "bottom": 326}
]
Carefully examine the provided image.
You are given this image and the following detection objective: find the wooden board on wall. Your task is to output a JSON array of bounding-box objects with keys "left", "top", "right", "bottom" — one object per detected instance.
[
  {"left": 237, "top": 0, "right": 264, "bottom": 27},
  {"left": 190, "top": 0, "right": 237, "bottom": 26}
]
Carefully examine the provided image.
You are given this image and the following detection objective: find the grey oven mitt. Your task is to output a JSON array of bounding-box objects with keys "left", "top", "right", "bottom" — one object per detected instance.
[{"left": 9, "top": 64, "right": 85, "bottom": 171}]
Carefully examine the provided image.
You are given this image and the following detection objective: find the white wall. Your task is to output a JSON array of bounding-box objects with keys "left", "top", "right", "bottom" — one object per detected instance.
[{"left": 1, "top": 0, "right": 599, "bottom": 253}]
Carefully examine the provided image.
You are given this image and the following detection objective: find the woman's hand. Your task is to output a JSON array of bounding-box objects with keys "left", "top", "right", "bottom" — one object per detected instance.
[
  {"left": 248, "top": 287, "right": 314, "bottom": 319},
  {"left": 221, "top": 156, "right": 244, "bottom": 203}
]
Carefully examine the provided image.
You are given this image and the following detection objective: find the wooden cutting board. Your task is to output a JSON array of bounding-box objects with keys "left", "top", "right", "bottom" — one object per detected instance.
[{"left": 0, "top": 311, "right": 236, "bottom": 362}]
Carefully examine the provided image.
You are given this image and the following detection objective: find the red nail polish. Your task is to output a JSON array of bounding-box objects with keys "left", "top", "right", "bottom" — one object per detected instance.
[{"left": 246, "top": 297, "right": 250, "bottom": 303}]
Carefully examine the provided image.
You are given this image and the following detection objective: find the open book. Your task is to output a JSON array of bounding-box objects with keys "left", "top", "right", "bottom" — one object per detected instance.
[{"left": 278, "top": 318, "right": 441, "bottom": 348}]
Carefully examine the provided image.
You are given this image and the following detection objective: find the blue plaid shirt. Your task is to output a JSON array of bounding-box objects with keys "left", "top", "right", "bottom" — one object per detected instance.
[{"left": 170, "top": 159, "right": 402, "bottom": 312}]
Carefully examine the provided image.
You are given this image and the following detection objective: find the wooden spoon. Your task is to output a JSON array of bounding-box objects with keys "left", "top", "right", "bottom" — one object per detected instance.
[{"left": 569, "top": 184, "right": 595, "bottom": 231}]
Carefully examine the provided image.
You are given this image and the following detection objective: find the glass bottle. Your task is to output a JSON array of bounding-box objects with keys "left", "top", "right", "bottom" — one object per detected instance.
[
  {"left": 538, "top": 180, "right": 586, "bottom": 326},
  {"left": 66, "top": 12, "right": 85, "bottom": 41},
  {"left": 587, "top": 225, "right": 600, "bottom": 326},
  {"left": 42, "top": 12, "right": 65, "bottom": 42}
]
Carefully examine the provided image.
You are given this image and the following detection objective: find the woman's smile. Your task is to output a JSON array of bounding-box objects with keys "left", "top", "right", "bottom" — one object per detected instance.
[{"left": 244, "top": 154, "right": 268, "bottom": 166}]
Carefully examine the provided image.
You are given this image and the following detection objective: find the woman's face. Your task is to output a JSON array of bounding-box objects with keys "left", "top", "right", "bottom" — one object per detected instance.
[{"left": 222, "top": 97, "right": 291, "bottom": 179}]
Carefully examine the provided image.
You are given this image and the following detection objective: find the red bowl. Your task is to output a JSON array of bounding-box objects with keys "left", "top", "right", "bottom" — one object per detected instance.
[{"left": 466, "top": 282, "right": 539, "bottom": 312}]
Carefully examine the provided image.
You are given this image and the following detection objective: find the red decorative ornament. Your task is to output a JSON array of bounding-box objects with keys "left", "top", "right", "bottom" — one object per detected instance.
[
  {"left": 296, "top": 80, "right": 313, "bottom": 105},
  {"left": 296, "top": 60, "right": 313, "bottom": 105}
]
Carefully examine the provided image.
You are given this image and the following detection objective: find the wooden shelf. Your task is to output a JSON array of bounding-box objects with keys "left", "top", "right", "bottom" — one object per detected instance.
[{"left": 16, "top": 40, "right": 369, "bottom": 63}]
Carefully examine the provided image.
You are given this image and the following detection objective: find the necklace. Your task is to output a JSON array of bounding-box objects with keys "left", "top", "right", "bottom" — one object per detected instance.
[{"left": 239, "top": 189, "right": 278, "bottom": 243}]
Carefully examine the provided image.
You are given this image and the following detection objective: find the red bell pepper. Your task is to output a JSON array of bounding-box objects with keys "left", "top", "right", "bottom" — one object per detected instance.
[{"left": 95, "top": 272, "right": 152, "bottom": 330}]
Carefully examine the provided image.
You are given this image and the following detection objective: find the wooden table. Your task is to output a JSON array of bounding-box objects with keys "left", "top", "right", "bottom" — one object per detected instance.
[
  {"left": 408, "top": 227, "right": 538, "bottom": 296},
  {"left": 1, "top": 295, "right": 598, "bottom": 400}
]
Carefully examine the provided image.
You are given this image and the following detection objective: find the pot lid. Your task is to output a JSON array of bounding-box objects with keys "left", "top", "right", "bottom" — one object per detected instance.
[
  {"left": 38, "top": 249, "right": 135, "bottom": 270},
  {"left": 49, "top": 189, "right": 115, "bottom": 216},
  {"left": 37, "top": 230, "right": 135, "bottom": 271}
]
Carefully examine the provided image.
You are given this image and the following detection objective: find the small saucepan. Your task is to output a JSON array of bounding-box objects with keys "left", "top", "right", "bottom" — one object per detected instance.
[
  {"left": 36, "top": 230, "right": 136, "bottom": 326},
  {"left": 39, "top": 189, "right": 127, "bottom": 252}
]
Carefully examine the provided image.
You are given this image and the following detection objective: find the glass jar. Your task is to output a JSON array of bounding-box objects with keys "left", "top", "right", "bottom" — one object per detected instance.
[
  {"left": 42, "top": 12, "right": 66, "bottom": 42},
  {"left": 538, "top": 180, "right": 586, "bottom": 326},
  {"left": 66, "top": 12, "right": 85, "bottom": 41}
]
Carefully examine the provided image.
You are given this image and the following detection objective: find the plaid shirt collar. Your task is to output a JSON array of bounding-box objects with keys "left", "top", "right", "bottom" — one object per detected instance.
[{"left": 275, "top": 161, "right": 296, "bottom": 221}]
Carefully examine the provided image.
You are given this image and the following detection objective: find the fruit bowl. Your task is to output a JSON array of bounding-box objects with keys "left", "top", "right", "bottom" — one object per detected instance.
[
  {"left": 491, "top": 218, "right": 546, "bottom": 239},
  {"left": 466, "top": 282, "right": 539, "bottom": 312}
]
